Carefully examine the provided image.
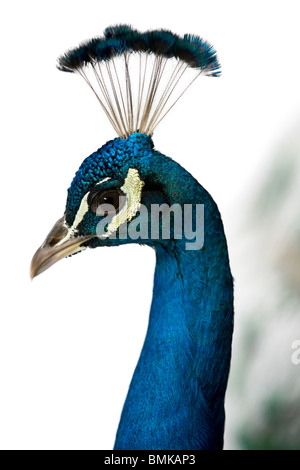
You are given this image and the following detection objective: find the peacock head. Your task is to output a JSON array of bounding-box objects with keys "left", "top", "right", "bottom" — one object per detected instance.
[
  {"left": 30, "top": 132, "right": 189, "bottom": 278},
  {"left": 30, "top": 25, "right": 220, "bottom": 278}
]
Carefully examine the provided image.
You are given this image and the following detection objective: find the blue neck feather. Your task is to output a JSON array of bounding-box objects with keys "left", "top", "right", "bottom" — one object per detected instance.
[{"left": 115, "top": 247, "right": 233, "bottom": 450}]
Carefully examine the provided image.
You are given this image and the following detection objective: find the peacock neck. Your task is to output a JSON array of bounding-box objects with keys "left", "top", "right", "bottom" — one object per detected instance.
[{"left": 114, "top": 219, "right": 234, "bottom": 450}]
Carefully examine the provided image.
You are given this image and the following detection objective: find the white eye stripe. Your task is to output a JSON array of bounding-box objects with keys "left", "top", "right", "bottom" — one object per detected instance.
[
  {"left": 57, "top": 177, "right": 112, "bottom": 245},
  {"left": 69, "top": 192, "right": 89, "bottom": 233},
  {"left": 60, "top": 170, "right": 144, "bottom": 244},
  {"left": 104, "top": 168, "right": 144, "bottom": 237},
  {"left": 96, "top": 177, "right": 111, "bottom": 186},
  {"left": 71, "top": 177, "right": 111, "bottom": 229}
]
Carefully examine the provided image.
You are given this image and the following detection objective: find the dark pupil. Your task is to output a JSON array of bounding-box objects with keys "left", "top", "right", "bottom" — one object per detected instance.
[
  {"left": 89, "top": 189, "right": 124, "bottom": 215},
  {"left": 103, "top": 195, "right": 117, "bottom": 205}
]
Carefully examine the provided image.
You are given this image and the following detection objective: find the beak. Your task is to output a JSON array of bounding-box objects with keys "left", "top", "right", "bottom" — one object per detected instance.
[{"left": 30, "top": 216, "right": 94, "bottom": 279}]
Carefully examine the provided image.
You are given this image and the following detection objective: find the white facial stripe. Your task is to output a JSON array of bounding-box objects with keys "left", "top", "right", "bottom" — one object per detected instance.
[
  {"left": 104, "top": 168, "right": 144, "bottom": 237},
  {"left": 96, "top": 177, "right": 111, "bottom": 186},
  {"left": 70, "top": 192, "right": 89, "bottom": 231},
  {"left": 56, "top": 177, "right": 111, "bottom": 246}
]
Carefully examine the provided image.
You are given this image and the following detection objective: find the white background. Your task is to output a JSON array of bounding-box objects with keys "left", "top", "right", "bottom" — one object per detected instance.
[{"left": 1, "top": 0, "right": 300, "bottom": 450}]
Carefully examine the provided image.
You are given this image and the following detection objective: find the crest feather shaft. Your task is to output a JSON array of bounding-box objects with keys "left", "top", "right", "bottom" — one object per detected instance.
[{"left": 57, "top": 25, "right": 221, "bottom": 138}]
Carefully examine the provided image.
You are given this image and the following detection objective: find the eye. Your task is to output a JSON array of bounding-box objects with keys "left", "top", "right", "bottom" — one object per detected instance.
[{"left": 88, "top": 188, "right": 126, "bottom": 215}]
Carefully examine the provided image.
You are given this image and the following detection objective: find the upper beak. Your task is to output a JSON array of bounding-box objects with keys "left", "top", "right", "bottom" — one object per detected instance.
[{"left": 30, "top": 216, "right": 94, "bottom": 279}]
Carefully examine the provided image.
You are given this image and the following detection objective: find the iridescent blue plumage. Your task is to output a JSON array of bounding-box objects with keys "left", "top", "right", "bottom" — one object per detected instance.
[
  {"left": 58, "top": 24, "right": 220, "bottom": 76},
  {"left": 31, "top": 26, "right": 233, "bottom": 450}
]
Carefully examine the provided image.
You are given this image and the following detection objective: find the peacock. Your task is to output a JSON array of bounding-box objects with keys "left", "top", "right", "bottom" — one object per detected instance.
[{"left": 30, "top": 25, "right": 234, "bottom": 450}]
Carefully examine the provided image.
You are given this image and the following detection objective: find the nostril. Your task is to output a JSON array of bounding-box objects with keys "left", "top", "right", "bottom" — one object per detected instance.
[
  {"left": 43, "top": 217, "right": 69, "bottom": 247},
  {"left": 49, "top": 231, "right": 66, "bottom": 247}
]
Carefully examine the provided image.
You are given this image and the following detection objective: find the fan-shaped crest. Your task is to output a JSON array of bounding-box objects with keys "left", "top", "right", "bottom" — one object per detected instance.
[{"left": 58, "top": 25, "right": 221, "bottom": 138}]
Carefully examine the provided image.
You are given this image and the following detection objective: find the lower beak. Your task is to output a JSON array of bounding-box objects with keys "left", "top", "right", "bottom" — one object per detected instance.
[{"left": 30, "top": 216, "right": 94, "bottom": 279}]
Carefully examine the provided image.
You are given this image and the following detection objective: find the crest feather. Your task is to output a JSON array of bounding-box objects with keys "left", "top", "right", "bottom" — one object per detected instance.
[{"left": 57, "top": 25, "right": 221, "bottom": 137}]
